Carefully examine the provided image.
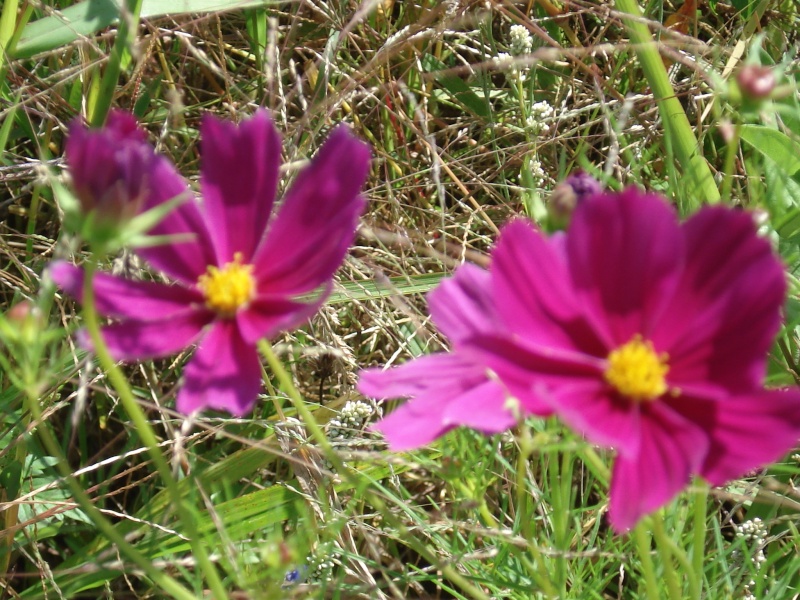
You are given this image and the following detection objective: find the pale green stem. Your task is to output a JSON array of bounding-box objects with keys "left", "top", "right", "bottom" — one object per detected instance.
[
  {"left": 82, "top": 259, "right": 229, "bottom": 600},
  {"left": 90, "top": 0, "right": 144, "bottom": 127},
  {"left": 0, "top": 0, "right": 18, "bottom": 60},
  {"left": 614, "top": 0, "right": 720, "bottom": 207},
  {"left": 651, "top": 513, "right": 682, "bottom": 600},
  {"left": 634, "top": 522, "right": 661, "bottom": 600},
  {"left": 719, "top": 119, "right": 742, "bottom": 203},
  {"left": 258, "top": 341, "right": 491, "bottom": 600},
  {"left": 691, "top": 480, "right": 708, "bottom": 600},
  {"left": 513, "top": 424, "right": 558, "bottom": 597},
  {"left": 20, "top": 388, "right": 196, "bottom": 599}
]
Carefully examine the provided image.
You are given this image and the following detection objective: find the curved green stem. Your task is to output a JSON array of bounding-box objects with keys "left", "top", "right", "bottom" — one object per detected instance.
[
  {"left": 21, "top": 390, "right": 195, "bottom": 599},
  {"left": 690, "top": 480, "right": 708, "bottom": 600},
  {"left": 651, "top": 513, "right": 682, "bottom": 600},
  {"left": 634, "top": 522, "right": 660, "bottom": 600},
  {"left": 82, "top": 259, "right": 228, "bottom": 600},
  {"left": 614, "top": 0, "right": 720, "bottom": 207},
  {"left": 259, "top": 341, "right": 491, "bottom": 600}
]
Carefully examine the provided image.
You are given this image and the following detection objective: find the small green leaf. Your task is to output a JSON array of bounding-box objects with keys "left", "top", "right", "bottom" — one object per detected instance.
[{"left": 740, "top": 125, "right": 800, "bottom": 177}]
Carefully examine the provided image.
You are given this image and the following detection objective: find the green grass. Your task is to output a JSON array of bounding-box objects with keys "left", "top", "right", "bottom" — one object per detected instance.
[{"left": 2, "top": 0, "right": 800, "bottom": 598}]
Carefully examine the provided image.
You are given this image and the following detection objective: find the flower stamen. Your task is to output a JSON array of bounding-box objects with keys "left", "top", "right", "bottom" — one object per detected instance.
[
  {"left": 604, "top": 336, "right": 669, "bottom": 402},
  {"left": 197, "top": 252, "right": 255, "bottom": 317}
]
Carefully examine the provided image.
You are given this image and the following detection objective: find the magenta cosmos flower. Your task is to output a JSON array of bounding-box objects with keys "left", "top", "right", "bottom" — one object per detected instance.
[
  {"left": 473, "top": 189, "right": 800, "bottom": 531},
  {"left": 358, "top": 264, "right": 552, "bottom": 450},
  {"left": 51, "top": 110, "right": 371, "bottom": 416}
]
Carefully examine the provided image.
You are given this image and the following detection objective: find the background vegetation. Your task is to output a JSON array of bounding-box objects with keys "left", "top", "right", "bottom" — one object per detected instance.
[{"left": 1, "top": 0, "right": 800, "bottom": 598}]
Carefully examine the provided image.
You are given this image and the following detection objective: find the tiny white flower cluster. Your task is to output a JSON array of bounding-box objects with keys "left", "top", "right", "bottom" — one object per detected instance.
[
  {"left": 509, "top": 24, "right": 533, "bottom": 56},
  {"left": 326, "top": 400, "right": 375, "bottom": 442},
  {"left": 529, "top": 156, "right": 547, "bottom": 188},
  {"left": 526, "top": 100, "right": 555, "bottom": 135},
  {"left": 732, "top": 518, "right": 768, "bottom": 600}
]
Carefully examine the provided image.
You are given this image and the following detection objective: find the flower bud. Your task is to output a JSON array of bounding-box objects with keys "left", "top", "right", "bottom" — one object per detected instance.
[
  {"left": 736, "top": 64, "right": 776, "bottom": 101},
  {"left": 548, "top": 171, "right": 602, "bottom": 226},
  {"left": 66, "top": 111, "right": 156, "bottom": 224}
]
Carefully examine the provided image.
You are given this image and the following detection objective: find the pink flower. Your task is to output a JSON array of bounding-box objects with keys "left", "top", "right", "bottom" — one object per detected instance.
[
  {"left": 52, "top": 111, "right": 371, "bottom": 416},
  {"left": 474, "top": 189, "right": 800, "bottom": 531},
  {"left": 358, "top": 264, "right": 551, "bottom": 450}
]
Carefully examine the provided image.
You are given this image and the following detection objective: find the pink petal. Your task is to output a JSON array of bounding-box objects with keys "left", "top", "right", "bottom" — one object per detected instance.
[
  {"left": 654, "top": 207, "right": 787, "bottom": 393},
  {"left": 360, "top": 353, "right": 508, "bottom": 450},
  {"left": 49, "top": 261, "right": 202, "bottom": 320},
  {"left": 566, "top": 189, "right": 684, "bottom": 347},
  {"left": 491, "top": 219, "right": 606, "bottom": 355},
  {"left": 84, "top": 308, "right": 213, "bottom": 361},
  {"left": 608, "top": 403, "right": 709, "bottom": 532},
  {"left": 371, "top": 398, "right": 454, "bottom": 451},
  {"left": 199, "top": 110, "right": 282, "bottom": 263},
  {"left": 700, "top": 389, "right": 800, "bottom": 485},
  {"left": 235, "top": 285, "right": 330, "bottom": 344},
  {"left": 441, "top": 379, "right": 518, "bottom": 432},
  {"left": 177, "top": 320, "right": 263, "bottom": 416},
  {"left": 359, "top": 353, "right": 488, "bottom": 400},
  {"left": 252, "top": 125, "right": 370, "bottom": 295},
  {"left": 427, "top": 264, "right": 497, "bottom": 343}
]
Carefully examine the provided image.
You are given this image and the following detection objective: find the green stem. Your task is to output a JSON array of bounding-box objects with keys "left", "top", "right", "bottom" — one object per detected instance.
[
  {"left": 614, "top": 0, "right": 720, "bottom": 207},
  {"left": 719, "top": 120, "right": 742, "bottom": 204},
  {"left": 258, "top": 341, "right": 491, "bottom": 600},
  {"left": 20, "top": 390, "right": 195, "bottom": 599},
  {"left": 82, "top": 259, "right": 228, "bottom": 600},
  {"left": 513, "top": 424, "right": 558, "bottom": 597},
  {"left": 90, "top": 0, "right": 144, "bottom": 127},
  {"left": 634, "top": 522, "right": 660, "bottom": 600},
  {"left": 0, "top": 0, "right": 18, "bottom": 60},
  {"left": 650, "top": 513, "right": 682, "bottom": 600},
  {"left": 690, "top": 480, "right": 708, "bottom": 600}
]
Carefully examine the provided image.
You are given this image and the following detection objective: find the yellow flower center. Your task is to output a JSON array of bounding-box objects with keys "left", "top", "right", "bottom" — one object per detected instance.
[
  {"left": 197, "top": 252, "right": 255, "bottom": 317},
  {"left": 603, "top": 336, "right": 669, "bottom": 402}
]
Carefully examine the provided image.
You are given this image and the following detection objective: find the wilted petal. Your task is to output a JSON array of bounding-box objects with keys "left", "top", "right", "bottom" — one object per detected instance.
[
  {"left": 200, "top": 111, "right": 282, "bottom": 263},
  {"left": 608, "top": 403, "right": 708, "bottom": 532},
  {"left": 700, "top": 389, "right": 800, "bottom": 485},
  {"left": 567, "top": 189, "right": 684, "bottom": 346},
  {"left": 253, "top": 126, "right": 370, "bottom": 295},
  {"left": 50, "top": 261, "right": 202, "bottom": 319},
  {"left": 492, "top": 220, "right": 605, "bottom": 355},
  {"left": 655, "top": 207, "right": 786, "bottom": 393},
  {"left": 85, "top": 308, "right": 213, "bottom": 361},
  {"left": 177, "top": 320, "right": 263, "bottom": 416}
]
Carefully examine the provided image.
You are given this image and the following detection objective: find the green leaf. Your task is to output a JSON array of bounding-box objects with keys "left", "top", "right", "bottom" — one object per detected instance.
[
  {"left": 15, "top": 0, "right": 276, "bottom": 59},
  {"left": 421, "top": 54, "right": 490, "bottom": 119},
  {"left": 740, "top": 125, "right": 800, "bottom": 177}
]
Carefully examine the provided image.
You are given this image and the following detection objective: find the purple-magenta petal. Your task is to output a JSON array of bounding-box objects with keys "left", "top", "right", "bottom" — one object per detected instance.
[
  {"left": 608, "top": 403, "right": 708, "bottom": 532},
  {"left": 236, "top": 286, "right": 330, "bottom": 344},
  {"left": 491, "top": 219, "right": 606, "bottom": 355},
  {"left": 566, "top": 189, "right": 685, "bottom": 346},
  {"left": 468, "top": 333, "right": 602, "bottom": 416},
  {"left": 252, "top": 125, "right": 370, "bottom": 295},
  {"left": 85, "top": 308, "right": 213, "bottom": 361},
  {"left": 50, "top": 261, "right": 202, "bottom": 319},
  {"left": 177, "top": 320, "right": 263, "bottom": 416},
  {"left": 199, "top": 110, "right": 282, "bottom": 263},
  {"left": 427, "top": 264, "right": 498, "bottom": 344},
  {"left": 654, "top": 207, "right": 787, "bottom": 393},
  {"left": 700, "top": 389, "right": 800, "bottom": 485}
]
